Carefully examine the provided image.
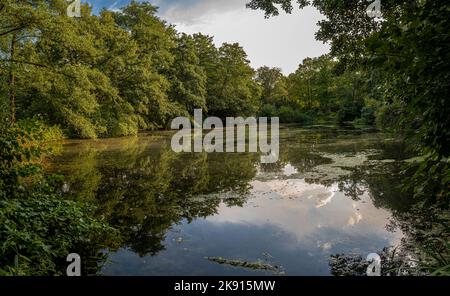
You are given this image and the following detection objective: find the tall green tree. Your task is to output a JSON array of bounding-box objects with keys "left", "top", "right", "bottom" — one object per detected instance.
[
  {"left": 112, "top": 1, "right": 179, "bottom": 129},
  {"left": 287, "top": 56, "right": 337, "bottom": 111},
  {"left": 192, "top": 33, "right": 221, "bottom": 116},
  {"left": 1, "top": 1, "right": 116, "bottom": 138},
  {"left": 207, "top": 43, "right": 261, "bottom": 117},
  {"left": 255, "top": 66, "right": 285, "bottom": 106},
  {"left": 167, "top": 33, "right": 207, "bottom": 115},
  {"left": 0, "top": 0, "right": 64, "bottom": 126}
]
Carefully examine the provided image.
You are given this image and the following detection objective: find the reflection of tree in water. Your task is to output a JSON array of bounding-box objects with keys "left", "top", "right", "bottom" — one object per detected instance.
[
  {"left": 230, "top": 127, "right": 447, "bottom": 275},
  {"left": 319, "top": 161, "right": 450, "bottom": 275},
  {"left": 55, "top": 136, "right": 259, "bottom": 257},
  {"left": 54, "top": 130, "right": 448, "bottom": 274},
  {"left": 267, "top": 127, "right": 448, "bottom": 276}
]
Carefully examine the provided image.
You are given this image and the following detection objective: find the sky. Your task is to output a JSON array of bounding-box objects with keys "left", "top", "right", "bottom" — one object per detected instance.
[{"left": 85, "top": 0, "right": 330, "bottom": 74}]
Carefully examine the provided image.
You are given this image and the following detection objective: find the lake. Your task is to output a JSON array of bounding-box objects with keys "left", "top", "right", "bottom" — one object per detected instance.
[{"left": 50, "top": 125, "right": 416, "bottom": 275}]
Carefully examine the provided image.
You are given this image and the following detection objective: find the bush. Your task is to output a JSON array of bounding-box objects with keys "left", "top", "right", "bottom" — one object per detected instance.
[
  {"left": 360, "top": 106, "right": 377, "bottom": 125},
  {"left": 277, "top": 106, "right": 312, "bottom": 124},
  {"left": 337, "top": 104, "right": 361, "bottom": 124},
  {"left": 0, "top": 120, "right": 119, "bottom": 275},
  {"left": 260, "top": 104, "right": 277, "bottom": 117},
  {"left": 278, "top": 106, "right": 296, "bottom": 123},
  {"left": 0, "top": 192, "right": 118, "bottom": 275},
  {"left": 294, "top": 110, "right": 313, "bottom": 125},
  {"left": 375, "top": 102, "right": 405, "bottom": 130}
]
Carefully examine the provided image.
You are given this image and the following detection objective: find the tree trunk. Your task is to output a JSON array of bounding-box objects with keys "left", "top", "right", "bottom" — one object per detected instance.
[
  {"left": 9, "top": 33, "right": 16, "bottom": 123},
  {"left": 307, "top": 78, "right": 312, "bottom": 109}
]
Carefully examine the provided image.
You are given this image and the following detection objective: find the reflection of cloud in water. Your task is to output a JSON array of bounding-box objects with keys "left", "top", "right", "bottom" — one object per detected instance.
[
  {"left": 318, "top": 241, "right": 333, "bottom": 252},
  {"left": 347, "top": 203, "right": 363, "bottom": 226},
  {"left": 347, "top": 212, "right": 363, "bottom": 226},
  {"left": 282, "top": 164, "right": 298, "bottom": 177},
  {"left": 207, "top": 178, "right": 402, "bottom": 247},
  {"left": 252, "top": 179, "right": 339, "bottom": 208}
]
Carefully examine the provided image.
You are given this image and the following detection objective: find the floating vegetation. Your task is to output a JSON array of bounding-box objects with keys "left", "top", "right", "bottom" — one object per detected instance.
[{"left": 205, "top": 257, "right": 283, "bottom": 274}]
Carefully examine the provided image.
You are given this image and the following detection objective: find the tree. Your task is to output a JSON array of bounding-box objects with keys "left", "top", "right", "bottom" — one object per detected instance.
[
  {"left": 0, "top": 1, "right": 116, "bottom": 138},
  {"left": 0, "top": 0, "right": 63, "bottom": 125},
  {"left": 270, "top": 77, "right": 290, "bottom": 108},
  {"left": 112, "top": 1, "right": 179, "bottom": 129},
  {"left": 255, "top": 66, "right": 284, "bottom": 105},
  {"left": 167, "top": 33, "right": 207, "bottom": 115},
  {"left": 207, "top": 43, "right": 262, "bottom": 117},
  {"left": 192, "top": 33, "right": 221, "bottom": 116},
  {"left": 287, "top": 56, "right": 337, "bottom": 111}
]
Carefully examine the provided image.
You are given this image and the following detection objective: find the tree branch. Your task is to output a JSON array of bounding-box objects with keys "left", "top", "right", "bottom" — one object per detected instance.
[
  {"left": 2, "top": 59, "right": 77, "bottom": 79},
  {"left": 0, "top": 26, "right": 25, "bottom": 37}
]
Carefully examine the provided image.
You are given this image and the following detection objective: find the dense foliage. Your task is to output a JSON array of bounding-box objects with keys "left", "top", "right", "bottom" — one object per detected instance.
[
  {"left": 256, "top": 56, "right": 372, "bottom": 124},
  {"left": 1, "top": 0, "right": 380, "bottom": 137},
  {"left": 0, "top": 120, "right": 119, "bottom": 275},
  {"left": 0, "top": 1, "right": 264, "bottom": 137}
]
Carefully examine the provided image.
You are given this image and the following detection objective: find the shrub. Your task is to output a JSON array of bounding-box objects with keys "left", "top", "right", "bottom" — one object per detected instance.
[
  {"left": 337, "top": 104, "right": 361, "bottom": 124},
  {"left": 0, "top": 120, "right": 119, "bottom": 275},
  {"left": 278, "top": 106, "right": 296, "bottom": 123},
  {"left": 260, "top": 104, "right": 277, "bottom": 118},
  {"left": 375, "top": 102, "right": 405, "bottom": 130},
  {"left": 360, "top": 106, "right": 377, "bottom": 125}
]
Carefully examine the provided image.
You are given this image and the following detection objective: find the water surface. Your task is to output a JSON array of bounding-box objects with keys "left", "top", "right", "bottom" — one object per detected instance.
[{"left": 52, "top": 126, "right": 414, "bottom": 275}]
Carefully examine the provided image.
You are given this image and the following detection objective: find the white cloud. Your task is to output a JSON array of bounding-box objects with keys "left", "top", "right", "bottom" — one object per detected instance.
[{"left": 160, "top": 0, "right": 246, "bottom": 25}]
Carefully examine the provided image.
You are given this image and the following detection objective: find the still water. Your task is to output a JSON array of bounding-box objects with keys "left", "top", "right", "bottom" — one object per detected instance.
[{"left": 51, "top": 125, "right": 415, "bottom": 275}]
